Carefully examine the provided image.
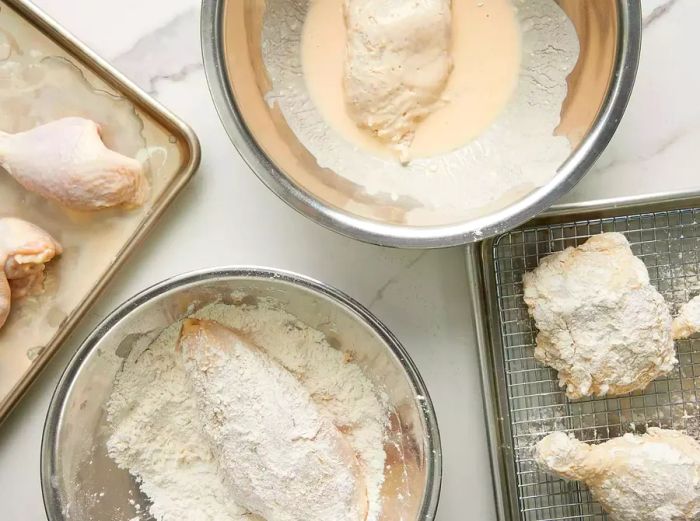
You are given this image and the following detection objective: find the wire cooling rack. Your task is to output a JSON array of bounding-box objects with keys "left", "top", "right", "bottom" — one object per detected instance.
[{"left": 490, "top": 207, "right": 700, "bottom": 521}]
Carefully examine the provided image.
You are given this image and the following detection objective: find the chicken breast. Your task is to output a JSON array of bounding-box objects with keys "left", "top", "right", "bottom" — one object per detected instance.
[
  {"left": 523, "top": 233, "right": 676, "bottom": 399},
  {"left": 0, "top": 117, "right": 148, "bottom": 211},
  {"left": 178, "top": 319, "right": 368, "bottom": 521},
  {"left": 536, "top": 429, "right": 700, "bottom": 521},
  {"left": 0, "top": 217, "right": 62, "bottom": 329},
  {"left": 343, "top": 0, "right": 452, "bottom": 162},
  {"left": 673, "top": 295, "right": 700, "bottom": 340}
]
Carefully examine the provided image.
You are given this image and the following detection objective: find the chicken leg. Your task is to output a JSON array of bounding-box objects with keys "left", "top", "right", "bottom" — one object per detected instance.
[
  {"left": 0, "top": 117, "right": 148, "bottom": 211},
  {"left": 178, "top": 319, "right": 368, "bottom": 521},
  {"left": 0, "top": 217, "right": 62, "bottom": 329},
  {"left": 536, "top": 429, "right": 700, "bottom": 521}
]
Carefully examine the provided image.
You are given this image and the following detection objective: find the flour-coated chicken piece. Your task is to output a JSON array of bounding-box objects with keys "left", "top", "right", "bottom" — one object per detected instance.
[
  {"left": 523, "top": 233, "right": 676, "bottom": 399},
  {"left": 343, "top": 0, "right": 452, "bottom": 162},
  {"left": 536, "top": 429, "right": 700, "bottom": 521},
  {"left": 0, "top": 217, "right": 62, "bottom": 329},
  {"left": 178, "top": 319, "right": 368, "bottom": 521},
  {"left": 673, "top": 295, "right": 700, "bottom": 340},
  {"left": 0, "top": 117, "right": 148, "bottom": 210}
]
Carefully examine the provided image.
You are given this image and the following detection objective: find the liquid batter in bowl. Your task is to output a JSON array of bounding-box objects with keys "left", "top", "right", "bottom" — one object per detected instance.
[{"left": 302, "top": 0, "right": 521, "bottom": 161}]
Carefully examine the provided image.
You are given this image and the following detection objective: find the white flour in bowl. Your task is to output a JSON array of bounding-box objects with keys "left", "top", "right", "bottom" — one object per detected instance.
[{"left": 106, "top": 299, "right": 388, "bottom": 521}]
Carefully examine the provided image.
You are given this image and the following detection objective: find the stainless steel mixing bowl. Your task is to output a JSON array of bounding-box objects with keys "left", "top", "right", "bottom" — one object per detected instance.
[
  {"left": 41, "top": 268, "right": 441, "bottom": 521},
  {"left": 201, "top": 0, "right": 641, "bottom": 248}
]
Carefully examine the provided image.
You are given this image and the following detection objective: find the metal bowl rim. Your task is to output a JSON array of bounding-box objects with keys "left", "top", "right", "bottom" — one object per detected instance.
[
  {"left": 200, "top": 0, "right": 642, "bottom": 248},
  {"left": 41, "top": 266, "right": 443, "bottom": 521}
]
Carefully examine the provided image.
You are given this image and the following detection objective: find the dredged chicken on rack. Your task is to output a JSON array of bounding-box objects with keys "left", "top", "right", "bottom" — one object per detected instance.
[
  {"left": 0, "top": 117, "right": 148, "bottom": 211},
  {"left": 0, "top": 217, "right": 62, "bottom": 329},
  {"left": 523, "top": 233, "right": 676, "bottom": 399},
  {"left": 535, "top": 429, "right": 700, "bottom": 521},
  {"left": 178, "top": 319, "right": 368, "bottom": 521},
  {"left": 673, "top": 295, "right": 700, "bottom": 340},
  {"left": 343, "top": 0, "right": 452, "bottom": 162}
]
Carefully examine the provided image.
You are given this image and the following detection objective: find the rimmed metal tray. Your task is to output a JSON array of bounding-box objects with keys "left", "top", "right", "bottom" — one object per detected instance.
[
  {"left": 0, "top": 0, "right": 200, "bottom": 423},
  {"left": 467, "top": 190, "right": 700, "bottom": 521}
]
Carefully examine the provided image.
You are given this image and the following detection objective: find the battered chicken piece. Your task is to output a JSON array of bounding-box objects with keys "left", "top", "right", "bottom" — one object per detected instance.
[
  {"left": 523, "top": 233, "right": 676, "bottom": 399},
  {"left": 0, "top": 217, "right": 62, "bottom": 329},
  {"left": 343, "top": 0, "right": 453, "bottom": 162},
  {"left": 673, "top": 295, "right": 700, "bottom": 340},
  {"left": 178, "top": 319, "right": 368, "bottom": 521},
  {"left": 0, "top": 117, "right": 148, "bottom": 210},
  {"left": 536, "top": 429, "right": 700, "bottom": 521}
]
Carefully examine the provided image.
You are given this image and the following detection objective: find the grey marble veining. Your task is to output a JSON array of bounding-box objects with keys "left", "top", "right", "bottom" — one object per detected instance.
[
  {"left": 113, "top": 8, "right": 202, "bottom": 95},
  {"left": 643, "top": 0, "right": 680, "bottom": 28}
]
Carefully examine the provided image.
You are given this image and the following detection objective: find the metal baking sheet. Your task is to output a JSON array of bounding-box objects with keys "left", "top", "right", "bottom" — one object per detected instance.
[
  {"left": 0, "top": 0, "right": 200, "bottom": 423},
  {"left": 467, "top": 193, "right": 700, "bottom": 521}
]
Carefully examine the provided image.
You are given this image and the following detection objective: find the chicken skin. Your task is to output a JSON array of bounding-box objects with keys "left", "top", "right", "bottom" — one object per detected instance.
[
  {"left": 0, "top": 217, "right": 62, "bottom": 329},
  {"left": 178, "top": 319, "right": 368, "bottom": 521},
  {"left": 536, "top": 429, "right": 700, "bottom": 521},
  {"left": 523, "top": 233, "right": 676, "bottom": 399},
  {"left": 0, "top": 117, "right": 148, "bottom": 211},
  {"left": 343, "top": 0, "right": 452, "bottom": 162}
]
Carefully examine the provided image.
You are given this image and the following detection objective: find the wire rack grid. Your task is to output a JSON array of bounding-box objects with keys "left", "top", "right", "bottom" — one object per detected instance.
[{"left": 490, "top": 207, "right": 700, "bottom": 521}]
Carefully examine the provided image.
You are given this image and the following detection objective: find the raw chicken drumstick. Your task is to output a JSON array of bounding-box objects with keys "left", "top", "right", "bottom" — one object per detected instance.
[
  {"left": 0, "top": 217, "right": 62, "bottom": 329},
  {"left": 178, "top": 319, "right": 368, "bottom": 521},
  {"left": 0, "top": 117, "right": 148, "bottom": 211},
  {"left": 536, "top": 429, "right": 700, "bottom": 521},
  {"left": 343, "top": 0, "right": 452, "bottom": 162},
  {"left": 523, "top": 233, "right": 676, "bottom": 399}
]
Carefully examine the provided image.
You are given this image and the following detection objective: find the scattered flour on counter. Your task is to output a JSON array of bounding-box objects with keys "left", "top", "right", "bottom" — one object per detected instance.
[{"left": 106, "top": 299, "right": 387, "bottom": 521}]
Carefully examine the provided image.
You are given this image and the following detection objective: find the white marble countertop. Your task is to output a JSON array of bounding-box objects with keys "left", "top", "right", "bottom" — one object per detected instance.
[{"left": 0, "top": 1, "right": 697, "bottom": 519}]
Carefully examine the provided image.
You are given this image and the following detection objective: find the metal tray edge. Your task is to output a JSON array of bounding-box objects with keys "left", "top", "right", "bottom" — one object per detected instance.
[
  {"left": 466, "top": 243, "right": 519, "bottom": 521},
  {"left": 0, "top": 0, "right": 202, "bottom": 424},
  {"left": 544, "top": 189, "right": 700, "bottom": 220}
]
